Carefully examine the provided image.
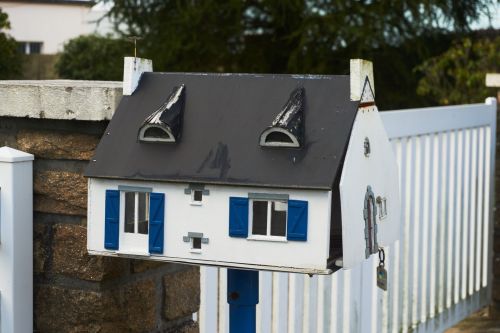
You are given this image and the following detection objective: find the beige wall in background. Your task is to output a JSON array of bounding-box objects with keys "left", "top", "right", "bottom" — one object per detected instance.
[{"left": 0, "top": 1, "right": 113, "bottom": 54}]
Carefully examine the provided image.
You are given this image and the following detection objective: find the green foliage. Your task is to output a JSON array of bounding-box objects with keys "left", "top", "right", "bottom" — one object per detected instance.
[
  {"left": 56, "top": 34, "right": 130, "bottom": 81},
  {"left": 105, "top": 0, "right": 492, "bottom": 71},
  {"left": 101, "top": 0, "right": 494, "bottom": 108},
  {"left": 416, "top": 37, "right": 500, "bottom": 105},
  {"left": 0, "top": 8, "right": 22, "bottom": 79}
]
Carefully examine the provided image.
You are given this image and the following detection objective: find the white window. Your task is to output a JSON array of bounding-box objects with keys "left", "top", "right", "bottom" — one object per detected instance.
[
  {"left": 185, "top": 185, "right": 207, "bottom": 205},
  {"left": 377, "top": 196, "right": 387, "bottom": 219},
  {"left": 183, "top": 232, "right": 208, "bottom": 253},
  {"left": 124, "top": 191, "right": 150, "bottom": 235},
  {"left": 249, "top": 199, "right": 287, "bottom": 240},
  {"left": 17, "top": 41, "right": 43, "bottom": 55}
]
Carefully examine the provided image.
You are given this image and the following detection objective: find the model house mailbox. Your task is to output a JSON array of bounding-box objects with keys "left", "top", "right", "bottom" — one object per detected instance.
[{"left": 85, "top": 58, "right": 400, "bottom": 274}]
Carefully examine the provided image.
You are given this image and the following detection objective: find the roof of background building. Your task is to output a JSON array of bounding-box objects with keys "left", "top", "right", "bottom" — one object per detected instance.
[{"left": 85, "top": 72, "right": 360, "bottom": 190}]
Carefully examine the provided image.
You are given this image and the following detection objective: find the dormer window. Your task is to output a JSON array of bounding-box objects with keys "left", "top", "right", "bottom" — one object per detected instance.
[
  {"left": 260, "top": 128, "right": 300, "bottom": 147},
  {"left": 139, "top": 84, "right": 185, "bottom": 143},
  {"left": 260, "top": 87, "right": 305, "bottom": 148},
  {"left": 138, "top": 125, "right": 175, "bottom": 142}
]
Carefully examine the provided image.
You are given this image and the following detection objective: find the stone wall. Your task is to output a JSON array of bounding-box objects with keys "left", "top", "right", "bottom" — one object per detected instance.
[{"left": 0, "top": 81, "right": 199, "bottom": 333}]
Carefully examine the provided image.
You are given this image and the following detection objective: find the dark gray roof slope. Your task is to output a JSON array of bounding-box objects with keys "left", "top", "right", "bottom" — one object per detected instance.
[{"left": 85, "top": 72, "right": 359, "bottom": 190}]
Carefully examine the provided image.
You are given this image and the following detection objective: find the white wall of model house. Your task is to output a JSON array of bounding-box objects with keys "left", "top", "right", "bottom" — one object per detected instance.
[
  {"left": 87, "top": 178, "right": 333, "bottom": 274},
  {"left": 0, "top": 147, "right": 33, "bottom": 333},
  {"left": 340, "top": 102, "right": 401, "bottom": 268}
]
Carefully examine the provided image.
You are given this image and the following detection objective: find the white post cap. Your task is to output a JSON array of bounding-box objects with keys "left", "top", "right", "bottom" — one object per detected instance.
[
  {"left": 123, "top": 57, "right": 153, "bottom": 96},
  {"left": 0, "top": 146, "right": 34, "bottom": 163},
  {"left": 350, "top": 59, "right": 374, "bottom": 101},
  {"left": 486, "top": 73, "right": 500, "bottom": 88}
]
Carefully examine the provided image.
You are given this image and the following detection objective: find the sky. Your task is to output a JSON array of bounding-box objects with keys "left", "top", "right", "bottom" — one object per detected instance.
[{"left": 471, "top": 3, "right": 500, "bottom": 29}]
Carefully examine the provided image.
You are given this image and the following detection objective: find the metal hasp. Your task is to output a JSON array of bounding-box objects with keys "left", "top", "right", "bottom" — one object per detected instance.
[{"left": 227, "top": 269, "right": 259, "bottom": 333}]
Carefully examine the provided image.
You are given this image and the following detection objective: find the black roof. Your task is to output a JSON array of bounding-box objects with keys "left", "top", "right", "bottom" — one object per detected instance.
[{"left": 85, "top": 72, "right": 360, "bottom": 190}]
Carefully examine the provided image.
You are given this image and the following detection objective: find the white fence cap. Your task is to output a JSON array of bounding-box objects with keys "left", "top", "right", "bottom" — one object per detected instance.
[
  {"left": 0, "top": 146, "right": 34, "bottom": 162},
  {"left": 486, "top": 73, "right": 500, "bottom": 87}
]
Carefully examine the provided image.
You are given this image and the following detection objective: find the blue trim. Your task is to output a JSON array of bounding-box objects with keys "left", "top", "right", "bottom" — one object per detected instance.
[
  {"left": 287, "top": 200, "right": 308, "bottom": 241},
  {"left": 227, "top": 269, "right": 258, "bottom": 333},
  {"left": 104, "top": 190, "right": 120, "bottom": 250},
  {"left": 149, "top": 192, "right": 165, "bottom": 254},
  {"left": 229, "top": 197, "right": 249, "bottom": 237}
]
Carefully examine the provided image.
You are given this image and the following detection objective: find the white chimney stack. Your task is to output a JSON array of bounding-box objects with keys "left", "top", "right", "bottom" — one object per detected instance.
[
  {"left": 350, "top": 59, "right": 374, "bottom": 101},
  {"left": 123, "top": 57, "right": 153, "bottom": 96}
]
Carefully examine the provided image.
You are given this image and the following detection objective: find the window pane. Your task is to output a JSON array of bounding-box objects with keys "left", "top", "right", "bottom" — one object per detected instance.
[
  {"left": 270, "top": 201, "right": 287, "bottom": 236},
  {"left": 252, "top": 201, "right": 268, "bottom": 235},
  {"left": 192, "top": 237, "right": 202, "bottom": 249},
  {"left": 143, "top": 126, "right": 170, "bottom": 139},
  {"left": 124, "top": 192, "right": 135, "bottom": 233},
  {"left": 193, "top": 190, "right": 202, "bottom": 202},
  {"left": 30, "top": 42, "right": 42, "bottom": 54},
  {"left": 138, "top": 192, "right": 149, "bottom": 234}
]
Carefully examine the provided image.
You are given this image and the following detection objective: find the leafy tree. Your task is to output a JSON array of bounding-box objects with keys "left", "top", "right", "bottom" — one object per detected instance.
[
  {"left": 0, "top": 8, "right": 22, "bottom": 79},
  {"left": 101, "top": 0, "right": 494, "bottom": 108},
  {"left": 56, "top": 34, "right": 130, "bottom": 81},
  {"left": 416, "top": 37, "right": 500, "bottom": 105}
]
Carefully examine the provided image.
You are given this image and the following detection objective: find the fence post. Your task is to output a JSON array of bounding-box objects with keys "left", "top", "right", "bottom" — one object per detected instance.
[{"left": 0, "top": 147, "right": 34, "bottom": 333}]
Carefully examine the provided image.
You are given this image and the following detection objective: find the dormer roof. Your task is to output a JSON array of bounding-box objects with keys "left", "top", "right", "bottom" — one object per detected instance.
[
  {"left": 259, "top": 87, "right": 305, "bottom": 148},
  {"left": 138, "top": 84, "right": 185, "bottom": 143}
]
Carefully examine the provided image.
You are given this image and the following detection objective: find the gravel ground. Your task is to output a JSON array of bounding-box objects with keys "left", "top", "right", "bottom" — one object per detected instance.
[{"left": 446, "top": 307, "right": 500, "bottom": 333}]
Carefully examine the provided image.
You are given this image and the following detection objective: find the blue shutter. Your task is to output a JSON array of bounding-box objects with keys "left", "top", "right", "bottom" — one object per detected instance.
[
  {"left": 149, "top": 192, "right": 165, "bottom": 254},
  {"left": 104, "top": 190, "right": 120, "bottom": 250},
  {"left": 287, "top": 200, "right": 308, "bottom": 241},
  {"left": 229, "top": 197, "right": 249, "bottom": 237}
]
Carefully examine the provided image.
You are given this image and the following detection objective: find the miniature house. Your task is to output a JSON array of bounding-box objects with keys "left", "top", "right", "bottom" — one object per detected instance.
[{"left": 85, "top": 58, "right": 400, "bottom": 274}]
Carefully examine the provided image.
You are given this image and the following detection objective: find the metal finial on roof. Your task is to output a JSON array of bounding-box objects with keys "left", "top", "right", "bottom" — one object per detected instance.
[{"left": 127, "top": 36, "right": 143, "bottom": 68}]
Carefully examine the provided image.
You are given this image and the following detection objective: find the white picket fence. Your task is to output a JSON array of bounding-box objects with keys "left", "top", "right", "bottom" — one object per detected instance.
[{"left": 197, "top": 98, "right": 498, "bottom": 333}]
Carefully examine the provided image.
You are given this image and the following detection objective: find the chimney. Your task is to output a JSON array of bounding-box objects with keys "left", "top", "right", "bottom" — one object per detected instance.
[
  {"left": 123, "top": 57, "right": 153, "bottom": 96},
  {"left": 350, "top": 59, "right": 374, "bottom": 101}
]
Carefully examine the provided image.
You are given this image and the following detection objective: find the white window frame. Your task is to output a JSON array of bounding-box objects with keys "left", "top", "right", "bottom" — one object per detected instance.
[
  {"left": 124, "top": 191, "right": 150, "bottom": 235},
  {"left": 117, "top": 186, "right": 152, "bottom": 255},
  {"left": 247, "top": 198, "right": 288, "bottom": 242}
]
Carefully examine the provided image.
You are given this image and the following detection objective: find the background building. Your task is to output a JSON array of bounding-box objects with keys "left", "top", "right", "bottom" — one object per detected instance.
[{"left": 0, "top": 0, "right": 112, "bottom": 55}]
